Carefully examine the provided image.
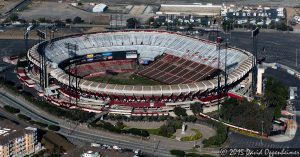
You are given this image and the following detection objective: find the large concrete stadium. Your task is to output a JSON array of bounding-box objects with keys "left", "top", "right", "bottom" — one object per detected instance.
[{"left": 24, "top": 30, "right": 253, "bottom": 115}]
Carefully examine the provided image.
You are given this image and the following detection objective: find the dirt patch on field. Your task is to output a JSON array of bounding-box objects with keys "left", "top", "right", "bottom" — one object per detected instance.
[{"left": 41, "top": 131, "right": 75, "bottom": 152}]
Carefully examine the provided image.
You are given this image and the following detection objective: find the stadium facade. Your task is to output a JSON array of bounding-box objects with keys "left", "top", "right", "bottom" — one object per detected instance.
[{"left": 24, "top": 30, "right": 253, "bottom": 115}]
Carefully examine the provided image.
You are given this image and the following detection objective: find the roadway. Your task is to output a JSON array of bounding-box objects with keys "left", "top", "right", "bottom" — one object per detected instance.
[{"left": 0, "top": 88, "right": 217, "bottom": 157}]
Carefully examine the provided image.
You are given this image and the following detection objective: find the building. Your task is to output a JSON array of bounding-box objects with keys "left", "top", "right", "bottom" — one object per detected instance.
[
  {"left": 92, "top": 3, "right": 107, "bottom": 13},
  {"left": 0, "top": 120, "right": 41, "bottom": 157},
  {"left": 157, "top": 4, "right": 222, "bottom": 17}
]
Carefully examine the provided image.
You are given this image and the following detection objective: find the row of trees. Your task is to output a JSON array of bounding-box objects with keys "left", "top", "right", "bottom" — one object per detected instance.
[
  {"left": 29, "top": 98, "right": 95, "bottom": 122},
  {"left": 218, "top": 77, "right": 288, "bottom": 135},
  {"left": 3, "top": 105, "right": 20, "bottom": 114},
  {"left": 106, "top": 114, "right": 197, "bottom": 123},
  {"left": 202, "top": 119, "right": 228, "bottom": 147},
  {"left": 0, "top": 77, "right": 95, "bottom": 123},
  {"left": 220, "top": 98, "right": 273, "bottom": 134},
  {"left": 4, "top": 13, "right": 84, "bottom": 25},
  {"left": 170, "top": 150, "right": 213, "bottom": 157},
  {"left": 262, "top": 77, "right": 289, "bottom": 118},
  {"left": 158, "top": 120, "right": 182, "bottom": 137},
  {"left": 89, "top": 121, "right": 149, "bottom": 137}
]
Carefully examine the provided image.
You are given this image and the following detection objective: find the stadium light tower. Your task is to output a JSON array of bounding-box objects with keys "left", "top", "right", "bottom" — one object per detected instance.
[
  {"left": 36, "top": 29, "right": 47, "bottom": 90},
  {"left": 24, "top": 30, "right": 29, "bottom": 53},
  {"left": 296, "top": 49, "right": 299, "bottom": 67},
  {"left": 216, "top": 37, "right": 222, "bottom": 112},
  {"left": 64, "top": 43, "right": 79, "bottom": 106},
  {"left": 224, "top": 39, "right": 229, "bottom": 90},
  {"left": 251, "top": 27, "right": 259, "bottom": 96}
]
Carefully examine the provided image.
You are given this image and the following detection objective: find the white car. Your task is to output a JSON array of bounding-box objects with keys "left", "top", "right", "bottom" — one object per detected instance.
[{"left": 113, "top": 145, "right": 121, "bottom": 150}]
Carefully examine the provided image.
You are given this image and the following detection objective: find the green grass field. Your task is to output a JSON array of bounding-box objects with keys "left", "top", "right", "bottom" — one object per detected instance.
[
  {"left": 144, "top": 128, "right": 160, "bottom": 135},
  {"left": 87, "top": 73, "right": 163, "bottom": 85}
]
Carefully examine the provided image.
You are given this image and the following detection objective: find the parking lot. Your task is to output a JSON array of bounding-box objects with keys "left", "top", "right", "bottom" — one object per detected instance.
[{"left": 225, "top": 31, "right": 300, "bottom": 71}]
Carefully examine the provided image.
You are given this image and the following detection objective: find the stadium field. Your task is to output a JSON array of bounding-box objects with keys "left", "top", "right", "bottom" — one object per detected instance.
[{"left": 86, "top": 73, "right": 163, "bottom": 85}]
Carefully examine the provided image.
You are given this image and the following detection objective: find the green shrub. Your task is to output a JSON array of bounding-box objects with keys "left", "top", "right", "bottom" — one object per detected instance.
[
  {"left": 4, "top": 105, "right": 20, "bottom": 114},
  {"left": 202, "top": 120, "right": 228, "bottom": 147},
  {"left": 186, "top": 153, "right": 214, "bottom": 157},
  {"left": 170, "top": 150, "right": 185, "bottom": 157},
  {"left": 158, "top": 120, "right": 182, "bottom": 137},
  {"left": 127, "top": 128, "right": 149, "bottom": 137},
  {"left": 173, "top": 106, "right": 187, "bottom": 117},
  {"left": 29, "top": 121, "right": 48, "bottom": 128},
  {"left": 17, "top": 114, "right": 31, "bottom": 121},
  {"left": 180, "top": 128, "right": 202, "bottom": 141},
  {"left": 90, "top": 121, "right": 150, "bottom": 137},
  {"left": 48, "top": 125, "right": 60, "bottom": 131}
]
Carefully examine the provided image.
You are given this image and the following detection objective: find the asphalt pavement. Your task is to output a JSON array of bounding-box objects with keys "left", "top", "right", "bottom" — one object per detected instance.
[{"left": 225, "top": 31, "right": 300, "bottom": 71}]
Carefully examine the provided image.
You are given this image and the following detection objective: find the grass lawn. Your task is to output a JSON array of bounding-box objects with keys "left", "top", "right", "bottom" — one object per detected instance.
[
  {"left": 180, "top": 128, "right": 202, "bottom": 141},
  {"left": 144, "top": 128, "right": 160, "bottom": 136},
  {"left": 87, "top": 73, "right": 163, "bottom": 85},
  {"left": 229, "top": 127, "right": 266, "bottom": 139}
]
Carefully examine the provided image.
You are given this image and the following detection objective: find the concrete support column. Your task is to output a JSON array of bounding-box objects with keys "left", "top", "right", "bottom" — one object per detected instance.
[{"left": 257, "top": 66, "right": 265, "bottom": 95}]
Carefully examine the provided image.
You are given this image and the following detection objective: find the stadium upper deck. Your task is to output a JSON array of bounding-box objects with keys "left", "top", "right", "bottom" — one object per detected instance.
[{"left": 27, "top": 30, "right": 253, "bottom": 97}]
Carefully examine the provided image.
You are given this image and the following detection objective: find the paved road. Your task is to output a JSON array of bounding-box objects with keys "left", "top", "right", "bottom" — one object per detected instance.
[
  {"left": 0, "top": 88, "right": 216, "bottom": 157},
  {"left": 229, "top": 68, "right": 300, "bottom": 148}
]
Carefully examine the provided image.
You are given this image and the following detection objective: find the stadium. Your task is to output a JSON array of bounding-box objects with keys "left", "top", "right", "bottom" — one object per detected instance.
[{"left": 24, "top": 30, "right": 253, "bottom": 116}]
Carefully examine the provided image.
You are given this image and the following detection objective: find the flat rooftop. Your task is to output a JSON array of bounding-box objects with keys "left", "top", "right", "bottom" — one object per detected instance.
[
  {"left": 0, "top": 119, "right": 35, "bottom": 145},
  {"left": 158, "top": 4, "right": 221, "bottom": 16}
]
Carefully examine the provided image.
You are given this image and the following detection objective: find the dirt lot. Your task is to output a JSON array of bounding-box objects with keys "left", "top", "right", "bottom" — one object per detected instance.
[
  {"left": 41, "top": 131, "right": 75, "bottom": 152},
  {"left": 0, "top": 27, "right": 107, "bottom": 40},
  {"left": 0, "top": 0, "right": 21, "bottom": 14},
  {"left": 286, "top": 7, "right": 300, "bottom": 29},
  {"left": 19, "top": 1, "right": 110, "bottom": 24}
]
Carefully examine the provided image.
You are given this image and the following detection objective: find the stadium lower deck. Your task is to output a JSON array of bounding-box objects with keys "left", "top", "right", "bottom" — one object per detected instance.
[{"left": 137, "top": 54, "right": 218, "bottom": 84}]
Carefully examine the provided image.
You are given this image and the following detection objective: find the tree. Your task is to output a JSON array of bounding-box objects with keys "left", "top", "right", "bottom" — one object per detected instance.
[
  {"left": 73, "top": 16, "right": 83, "bottom": 24},
  {"left": 186, "top": 115, "right": 197, "bottom": 122},
  {"left": 173, "top": 106, "right": 187, "bottom": 117},
  {"left": 126, "top": 18, "right": 139, "bottom": 29},
  {"left": 38, "top": 18, "right": 47, "bottom": 23},
  {"left": 115, "top": 121, "right": 125, "bottom": 129},
  {"left": 48, "top": 125, "right": 60, "bottom": 131},
  {"left": 263, "top": 77, "right": 288, "bottom": 118},
  {"left": 190, "top": 102, "right": 203, "bottom": 114},
  {"left": 18, "top": 114, "right": 31, "bottom": 121},
  {"left": 54, "top": 19, "right": 65, "bottom": 27},
  {"left": 65, "top": 18, "right": 72, "bottom": 23},
  {"left": 222, "top": 19, "right": 235, "bottom": 32},
  {"left": 220, "top": 98, "right": 274, "bottom": 134},
  {"left": 31, "top": 19, "right": 37, "bottom": 26},
  {"left": 170, "top": 150, "right": 185, "bottom": 157},
  {"left": 9, "top": 13, "right": 19, "bottom": 22},
  {"left": 147, "top": 17, "right": 161, "bottom": 28},
  {"left": 4, "top": 105, "right": 20, "bottom": 114}
]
